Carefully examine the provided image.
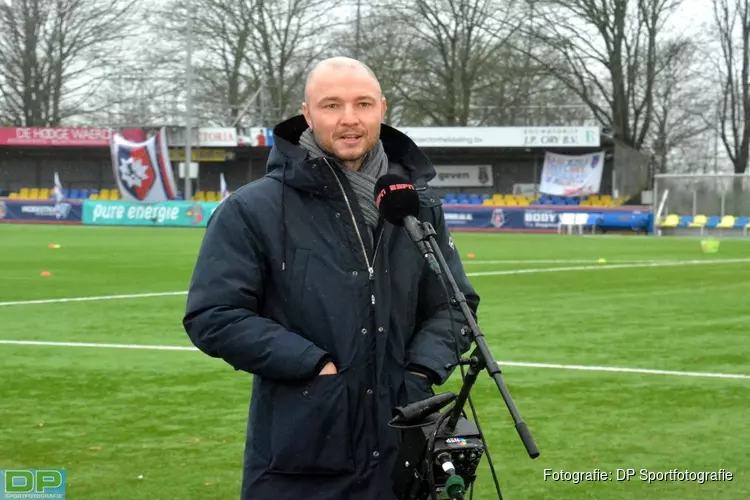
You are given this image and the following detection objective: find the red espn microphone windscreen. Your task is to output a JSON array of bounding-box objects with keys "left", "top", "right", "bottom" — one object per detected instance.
[{"left": 374, "top": 174, "right": 420, "bottom": 227}]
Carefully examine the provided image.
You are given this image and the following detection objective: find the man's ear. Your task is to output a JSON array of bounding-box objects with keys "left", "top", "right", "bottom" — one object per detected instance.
[
  {"left": 302, "top": 102, "right": 313, "bottom": 128},
  {"left": 380, "top": 96, "right": 387, "bottom": 121}
]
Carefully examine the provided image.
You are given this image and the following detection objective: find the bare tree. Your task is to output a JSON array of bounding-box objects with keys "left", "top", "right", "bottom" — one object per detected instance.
[
  {"left": 156, "top": 0, "right": 339, "bottom": 127},
  {"left": 0, "top": 0, "right": 138, "bottom": 126},
  {"left": 529, "top": 0, "right": 682, "bottom": 149},
  {"left": 649, "top": 38, "right": 713, "bottom": 174},
  {"left": 713, "top": 0, "right": 750, "bottom": 175},
  {"left": 384, "top": 0, "right": 525, "bottom": 126}
]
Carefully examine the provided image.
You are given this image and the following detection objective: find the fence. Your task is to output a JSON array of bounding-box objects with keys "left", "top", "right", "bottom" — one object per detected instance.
[{"left": 653, "top": 173, "right": 750, "bottom": 219}]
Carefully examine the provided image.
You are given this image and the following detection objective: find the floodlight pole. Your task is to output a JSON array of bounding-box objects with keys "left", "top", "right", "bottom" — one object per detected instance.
[{"left": 183, "top": 0, "right": 194, "bottom": 201}]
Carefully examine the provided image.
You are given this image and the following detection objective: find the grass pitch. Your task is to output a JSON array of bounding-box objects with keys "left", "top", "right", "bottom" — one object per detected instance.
[{"left": 0, "top": 224, "right": 748, "bottom": 499}]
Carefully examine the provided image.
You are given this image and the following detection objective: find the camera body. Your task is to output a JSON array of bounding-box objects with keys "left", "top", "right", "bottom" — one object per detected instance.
[{"left": 392, "top": 412, "right": 485, "bottom": 500}]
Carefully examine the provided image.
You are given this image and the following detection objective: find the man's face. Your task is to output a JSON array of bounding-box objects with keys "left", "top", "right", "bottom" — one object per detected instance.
[{"left": 302, "top": 67, "right": 387, "bottom": 170}]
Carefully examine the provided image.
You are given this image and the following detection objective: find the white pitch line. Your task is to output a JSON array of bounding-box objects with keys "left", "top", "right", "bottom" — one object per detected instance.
[
  {"left": 0, "top": 339, "right": 747, "bottom": 380},
  {"left": 465, "top": 257, "right": 750, "bottom": 277},
  {"left": 2, "top": 258, "right": 749, "bottom": 307},
  {"left": 464, "top": 259, "right": 669, "bottom": 265},
  {"left": 0, "top": 340, "right": 197, "bottom": 351},
  {"left": 0, "top": 291, "right": 187, "bottom": 307},
  {"left": 498, "top": 361, "right": 750, "bottom": 380}
]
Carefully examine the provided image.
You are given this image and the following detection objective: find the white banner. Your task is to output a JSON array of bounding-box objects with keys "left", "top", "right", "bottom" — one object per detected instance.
[
  {"left": 428, "top": 165, "right": 494, "bottom": 187},
  {"left": 539, "top": 152, "right": 604, "bottom": 196},
  {"left": 399, "top": 126, "right": 599, "bottom": 148},
  {"left": 168, "top": 127, "right": 238, "bottom": 147}
]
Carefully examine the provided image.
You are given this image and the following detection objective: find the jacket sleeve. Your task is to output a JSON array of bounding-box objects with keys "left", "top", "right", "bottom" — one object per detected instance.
[
  {"left": 183, "top": 195, "right": 331, "bottom": 381},
  {"left": 406, "top": 204, "right": 480, "bottom": 385}
]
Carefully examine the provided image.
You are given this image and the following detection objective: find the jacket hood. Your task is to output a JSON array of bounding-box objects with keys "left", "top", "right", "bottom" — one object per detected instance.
[{"left": 264, "top": 114, "right": 436, "bottom": 193}]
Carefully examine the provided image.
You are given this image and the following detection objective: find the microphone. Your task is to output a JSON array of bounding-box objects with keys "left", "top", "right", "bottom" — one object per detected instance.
[
  {"left": 374, "top": 174, "right": 441, "bottom": 275},
  {"left": 389, "top": 392, "right": 457, "bottom": 426}
]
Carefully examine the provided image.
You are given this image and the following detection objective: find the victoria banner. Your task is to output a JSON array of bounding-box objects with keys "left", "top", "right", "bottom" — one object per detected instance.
[
  {"left": 82, "top": 200, "right": 219, "bottom": 227},
  {"left": 539, "top": 151, "right": 604, "bottom": 196},
  {"left": 0, "top": 200, "right": 82, "bottom": 224}
]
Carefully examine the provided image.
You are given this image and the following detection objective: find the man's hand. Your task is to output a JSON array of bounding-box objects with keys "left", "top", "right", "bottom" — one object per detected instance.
[{"left": 318, "top": 362, "right": 338, "bottom": 375}]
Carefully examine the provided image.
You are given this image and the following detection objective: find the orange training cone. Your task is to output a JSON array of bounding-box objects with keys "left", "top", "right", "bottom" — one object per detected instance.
[{"left": 40, "top": 271, "right": 52, "bottom": 277}]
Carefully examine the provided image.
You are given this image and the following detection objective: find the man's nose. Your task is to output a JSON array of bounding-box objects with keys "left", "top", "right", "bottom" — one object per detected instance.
[{"left": 340, "top": 104, "right": 360, "bottom": 125}]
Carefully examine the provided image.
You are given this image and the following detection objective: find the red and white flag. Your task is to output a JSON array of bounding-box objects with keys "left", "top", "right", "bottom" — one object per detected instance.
[{"left": 110, "top": 128, "right": 178, "bottom": 203}]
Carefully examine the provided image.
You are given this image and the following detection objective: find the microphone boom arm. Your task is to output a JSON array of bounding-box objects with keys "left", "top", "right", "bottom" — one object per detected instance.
[{"left": 418, "top": 220, "right": 539, "bottom": 459}]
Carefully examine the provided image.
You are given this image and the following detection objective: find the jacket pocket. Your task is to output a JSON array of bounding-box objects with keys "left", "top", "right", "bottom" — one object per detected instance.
[{"left": 269, "top": 374, "right": 354, "bottom": 475}]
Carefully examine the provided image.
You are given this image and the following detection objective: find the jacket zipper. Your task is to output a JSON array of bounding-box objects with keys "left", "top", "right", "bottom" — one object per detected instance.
[
  {"left": 324, "top": 158, "right": 383, "bottom": 462},
  {"left": 324, "top": 159, "right": 383, "bottom": 302}
]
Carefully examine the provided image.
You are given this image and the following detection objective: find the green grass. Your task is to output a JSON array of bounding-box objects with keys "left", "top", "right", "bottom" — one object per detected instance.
[{"left": 0, "top": 225, "right": 748, "bottom": 499}]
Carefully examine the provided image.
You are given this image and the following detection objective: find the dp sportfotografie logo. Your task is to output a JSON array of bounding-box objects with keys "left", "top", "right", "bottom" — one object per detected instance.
[{"left": 1, "top": 469, "right": 66, "bottom": 499}]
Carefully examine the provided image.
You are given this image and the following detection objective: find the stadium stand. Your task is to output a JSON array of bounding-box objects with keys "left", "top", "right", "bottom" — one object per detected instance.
[
  {"left": 4, "top": 185, "right": 635, "bottom": 212},
  {"left": 2, "top": 186, "right": 231, "bottom": 202},
  {"left": 655, "top": 213, "right": 750, "bottom": 236},
  {"left": 442, "top": 192, "right": 628, "bottom": 207},
  {"left": 7, "top": 186, "right": 629, "bottom": 207}
]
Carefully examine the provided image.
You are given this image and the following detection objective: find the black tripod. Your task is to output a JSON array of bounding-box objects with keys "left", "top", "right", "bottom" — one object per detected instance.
[{"left": 390, "top": 220, "right": 540, "bottom": 500}]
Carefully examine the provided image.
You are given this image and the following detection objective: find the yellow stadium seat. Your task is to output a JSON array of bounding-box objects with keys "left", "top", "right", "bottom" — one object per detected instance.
[
  {"left": 109, "top": 191, "right": 119, "bottom": 200},
  {"left": 717, "top": 215, "right": 735, "bottom": 229},
  {"left": 100, "top": 188, "right": 109, "bottom": 197},
  {"left": 688, "top": 215, "right": 707, "bottom": 228},
  {"left": 482, "top": 198, "right": 494, "bottom": 206},
  {"left": 491, "top": 194, "right": 504, "bottom": 204},
  {"left": 206, "top": 192, "right": 217, "bottom": 202},
  {"left": 19, "top": 188, "right": 30, "bottom": 198},
  {"left": 9, "top": 192, "right": 18, "bottom": 199},
  {"left": 39, "top": 188, "right": 50, "bottom": 199},
  {"left": 658, "top": 214, "right": 679, "bottom": 228},
  {"left": 89, "top": 194, "right": 99, "bottom": 200}
]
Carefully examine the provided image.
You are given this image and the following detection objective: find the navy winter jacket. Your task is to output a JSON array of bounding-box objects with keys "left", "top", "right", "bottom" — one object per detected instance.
[{"left": 183, "top": 115, "right": 480, "bottom": 500}]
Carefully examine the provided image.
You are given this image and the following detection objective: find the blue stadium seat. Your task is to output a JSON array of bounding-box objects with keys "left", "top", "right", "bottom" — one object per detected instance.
[
  {"left": 734, "top": 216, "right": 749, "bottom": 228},
  {"left": 481, "top": 193, "right": 491, "bottom": 200},
  {"left": 678, "top": 215, "right": 692, "bottom": 228},
  {"left": 705, "top": 216, "right": 721, "bottom": 229}
]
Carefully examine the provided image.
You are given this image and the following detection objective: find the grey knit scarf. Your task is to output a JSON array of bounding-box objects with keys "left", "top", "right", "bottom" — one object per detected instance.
[{"left": 298, "top": 128, "right": 388, "bottom": 229}]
